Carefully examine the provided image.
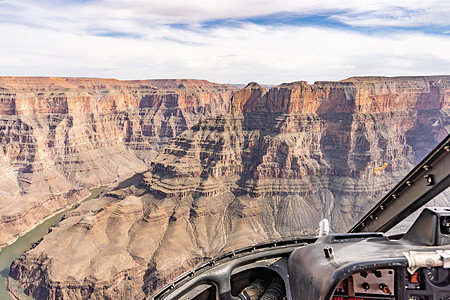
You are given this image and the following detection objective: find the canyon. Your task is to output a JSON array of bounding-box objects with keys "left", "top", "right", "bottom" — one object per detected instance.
[
  {"left": 5, "top": 76, "right": 450, "bottom": 299},
  {"left": 0, "top": 77, "right": 237, "bottom": 248}
]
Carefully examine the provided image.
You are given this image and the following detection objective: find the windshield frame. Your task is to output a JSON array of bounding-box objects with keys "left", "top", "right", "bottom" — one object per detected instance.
[{"left": 349, "top": 134, "right": 450, "bottom": 233}]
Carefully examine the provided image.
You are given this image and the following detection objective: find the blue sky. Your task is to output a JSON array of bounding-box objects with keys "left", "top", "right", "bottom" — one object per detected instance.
[{"left": 0, "top": 0, "right": 449, "bottom": 84}]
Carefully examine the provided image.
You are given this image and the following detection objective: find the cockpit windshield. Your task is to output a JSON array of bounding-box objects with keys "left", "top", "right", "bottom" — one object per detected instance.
[{"left": 2, "top": 78, "right": 450, "bottom": 300}]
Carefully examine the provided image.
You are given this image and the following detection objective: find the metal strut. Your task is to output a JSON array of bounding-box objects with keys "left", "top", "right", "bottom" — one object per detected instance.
[{"left": 350, "top": 134, "right": 450, "bottom": 233}]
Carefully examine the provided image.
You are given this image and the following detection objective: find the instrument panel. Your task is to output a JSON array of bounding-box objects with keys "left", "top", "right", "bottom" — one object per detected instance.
[
  {"left": 332, "top": 266, "right": 450, "bottom": 300},
  {"left": 399, "top": 266, "right": 450, "bottom": 300},
  {"left": 333, "top": 269, "right": 395, "bottom": 299}
]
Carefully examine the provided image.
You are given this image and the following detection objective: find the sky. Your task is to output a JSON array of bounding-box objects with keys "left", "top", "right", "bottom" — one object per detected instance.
[{"left": 1, "top": 0, "right": 450, "bottom": 84}]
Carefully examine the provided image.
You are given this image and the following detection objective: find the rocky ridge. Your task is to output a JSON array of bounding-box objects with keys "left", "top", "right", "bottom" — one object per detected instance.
[
  {"left": 8, "top": 76, "right": 450, "bottom": 299},
  {"left": 0, "top": 77, "right": 237, "bottom": 248}
]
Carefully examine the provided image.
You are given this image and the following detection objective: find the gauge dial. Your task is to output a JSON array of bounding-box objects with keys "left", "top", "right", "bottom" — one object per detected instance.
[{"left": 425, "top": 267, "right": 450, "bottom": 286}]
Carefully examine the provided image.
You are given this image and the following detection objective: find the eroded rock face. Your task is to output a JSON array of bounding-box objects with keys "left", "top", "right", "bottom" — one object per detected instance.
[
  {"left": 0, "top": 77, "right": 237, "bottom": 247},
  {"left": 8, "top": 76, "right": 450, "bottom": 299},
  {"left": 239, "top": 77, "right": 450, "bottom": 114}
]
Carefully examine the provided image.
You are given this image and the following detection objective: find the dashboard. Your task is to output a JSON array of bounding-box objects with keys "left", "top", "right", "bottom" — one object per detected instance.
[
  {"left": 288, "top": 208, "right": 450, "bottom": 300},
  {"left": 154, "top": 208, "right": 450, "bottom": 300}
]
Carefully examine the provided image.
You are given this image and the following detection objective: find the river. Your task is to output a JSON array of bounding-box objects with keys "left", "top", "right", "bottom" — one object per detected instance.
[{"left": 0, "top": 186, "right": 107, "bottom": 300}]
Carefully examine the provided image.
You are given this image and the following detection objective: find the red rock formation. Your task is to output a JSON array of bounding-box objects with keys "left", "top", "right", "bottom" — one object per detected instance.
[
  {"left": 230, "top": 82, "right": 267, "bottom": 113},
  {"left": 0, "top": 77, "right": 234, "bottom": 115},
  {"left": 0, "top": 77, "right": 237, "bottom": 248},
  {"left": 7, "top": 76, "right": 450, "bottom": 300},
  {"left": 232, "top": 76, "right": 450, "bottom": 114}
]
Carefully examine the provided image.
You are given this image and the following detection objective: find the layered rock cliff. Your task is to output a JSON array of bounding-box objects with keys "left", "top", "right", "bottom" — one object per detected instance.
[
  {"left": 0, "top": 77, "right": 237, "bottom": 248},
  {"left": 8, "top": 76, "right": 450, "bottom": 299}
]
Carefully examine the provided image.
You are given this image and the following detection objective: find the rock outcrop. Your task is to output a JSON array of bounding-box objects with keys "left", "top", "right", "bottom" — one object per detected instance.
[
  {"left": 8, "top": 76, "right": 450, "bottom": 299},
  {"left": 0, "top": 77, "right": 237, "bottom": 248}
]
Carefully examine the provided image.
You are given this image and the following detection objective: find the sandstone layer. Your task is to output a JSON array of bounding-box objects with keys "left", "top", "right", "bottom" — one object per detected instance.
[
  {"left": 0, "top": 77, "right": 237, "bottom": 248},
  {"left": 8, "top": 76, "right": 450, "bottom": 299}
]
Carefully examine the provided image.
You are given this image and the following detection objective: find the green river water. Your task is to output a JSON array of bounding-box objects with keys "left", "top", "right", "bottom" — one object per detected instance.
[{"left": 0, "top": 186, "right": 107, "bottom": 300}]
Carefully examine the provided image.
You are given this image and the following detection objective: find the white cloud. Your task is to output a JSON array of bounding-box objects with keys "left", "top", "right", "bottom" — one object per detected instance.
[
  {"left": 5, "top": 0, "right": 450, "bottom": 31},
  {"left": 0, "top": 0, "right": 449, "bottom": 83},
  {"left": 86, "top": 0, "right": 450, "bottom": 26},
  {"left": 333, "top": 3, "right": 450, "bottom": 28},
  {"left": 1, "top": 19, "right": 449, "bottom": 84}
]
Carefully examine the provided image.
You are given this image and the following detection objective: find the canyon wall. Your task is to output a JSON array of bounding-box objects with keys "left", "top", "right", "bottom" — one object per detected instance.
[
  {"left": 8, "top": 76, "right": 450, "bottom": 299},
  {"left": 0, "top": 77, "right": 237, "bottom": 248}
]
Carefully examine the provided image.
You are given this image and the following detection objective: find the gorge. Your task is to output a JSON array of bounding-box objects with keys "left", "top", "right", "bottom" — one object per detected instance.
[
  {"left": 2, "top": 76, "right": 450, "bottom": 299},
  {"left": 0, "top": 77, "right": 237, "bottom": 249}
]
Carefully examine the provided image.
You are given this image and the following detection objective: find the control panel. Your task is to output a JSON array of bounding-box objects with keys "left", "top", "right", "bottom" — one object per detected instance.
[
  {"left": 287, "top": 207, "right": 450, "bottom": 300},
  {"left": 333, "top": 269, "right": 395, "bottom": 299},
  {"left": 398, "top": 267, "right": 450, "bottom": 300},
  {"left": 332, "top": 266, "right": 450, "bottom": 300}
]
